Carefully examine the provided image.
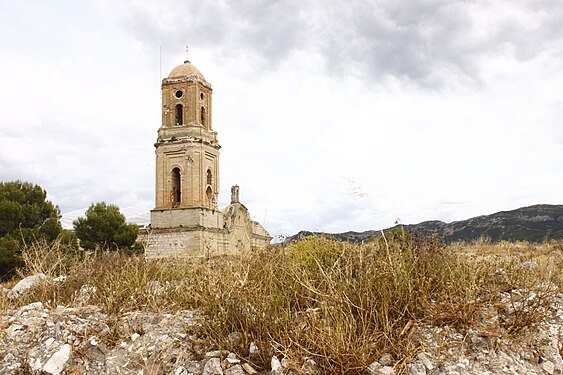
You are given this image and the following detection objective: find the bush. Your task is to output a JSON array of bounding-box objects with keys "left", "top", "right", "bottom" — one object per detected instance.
[
  {"left": 2, "top": 237, "right": 560, "bottom": 373},
  {"left": 0, "top": 181, "right": 62, "bottom": 279},
  {"left": 73, "top": 202, "right": 138, "bottom": 251}
]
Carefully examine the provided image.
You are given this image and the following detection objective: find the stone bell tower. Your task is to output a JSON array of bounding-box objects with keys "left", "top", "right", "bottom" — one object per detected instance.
[
  {"left": 153, "top": 60, "right": 219, "bottom": 211},
  {"left": 145, "top": 58, "right": 271, "bottom": 257}
]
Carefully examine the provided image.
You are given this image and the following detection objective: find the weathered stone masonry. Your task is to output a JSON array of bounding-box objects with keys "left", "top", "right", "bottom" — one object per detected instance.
[{"left": 140, "top": 60, "right": 270, "bottom": 257}]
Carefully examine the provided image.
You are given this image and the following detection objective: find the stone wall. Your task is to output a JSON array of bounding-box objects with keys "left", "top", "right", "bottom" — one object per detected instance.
[
  {"left": 141, "top": 203, "right": 271, "bottom": 258},
  {"left": 150, "top": 207, "right": 223, "bottom": 229}
]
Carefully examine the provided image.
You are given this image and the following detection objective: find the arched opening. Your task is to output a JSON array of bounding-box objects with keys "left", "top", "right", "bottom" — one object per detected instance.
[
  {"left": 200, "top": 106, "right": 206, "bottom": 126},
  {"left": 206, "top": 169, "right": 212, "bottom": 185},
  {"left": 206, "top": 186, "right": 213, "bottom": 206},
  {"left": 171, "top": 167, "right": 181, "bottom": 206},
  {"left": 175, "top": 104, "right": 183, "bottom": 125}
]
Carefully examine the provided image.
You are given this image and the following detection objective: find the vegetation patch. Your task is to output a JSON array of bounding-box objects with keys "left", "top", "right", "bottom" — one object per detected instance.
[{"left": 1, "top": 235, "right": 561, "bottom": 373}]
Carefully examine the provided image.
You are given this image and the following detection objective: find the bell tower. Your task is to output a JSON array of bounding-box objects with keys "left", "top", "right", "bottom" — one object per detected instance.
[
  {"left": 143, "top": 56, "right": 271, "bottom": 257},
  {"left": 153, "top": 60, "right": 219, "bottom": 212}
]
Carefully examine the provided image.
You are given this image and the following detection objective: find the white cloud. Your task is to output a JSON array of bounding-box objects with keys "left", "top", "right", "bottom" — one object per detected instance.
[{"left": 0, "top": 0, "right": 562, "bottom": 237}]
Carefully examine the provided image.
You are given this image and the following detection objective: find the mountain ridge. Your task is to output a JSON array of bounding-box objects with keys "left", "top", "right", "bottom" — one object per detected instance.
[{"left": 285, "top": 204, "right": 563, "bottom": 244}]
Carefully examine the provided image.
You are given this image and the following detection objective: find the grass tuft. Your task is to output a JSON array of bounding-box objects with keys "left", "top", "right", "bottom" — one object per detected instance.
[{"left": 1, "top": 235, "right": 561, "bottom": 373}]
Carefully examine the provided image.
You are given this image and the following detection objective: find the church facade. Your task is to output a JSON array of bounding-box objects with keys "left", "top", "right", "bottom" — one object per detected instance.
[{"left": 141, "top": 60, "right": 270, "bottom": 257}]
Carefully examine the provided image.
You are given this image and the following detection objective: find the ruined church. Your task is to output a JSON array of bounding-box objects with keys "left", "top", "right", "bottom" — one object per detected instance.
[{"left": 142, "top": 59, "right": 271, "bottom": 257}]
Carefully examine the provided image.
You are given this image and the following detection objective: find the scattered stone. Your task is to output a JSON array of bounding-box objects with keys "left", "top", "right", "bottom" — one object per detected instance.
[
  {"left": 242, "top": 363, "right": 257, "bottom": 374},
  {"left": 378, "top": 366, "right": 395, "bottom": 375},
  {"left": 43, "top": 344, "right": 71, "bottom": 375},
  {"left": 416, "top": 352, "right": 434, "bottom": 371},
  {"left": 407, "top": 361, "right": 426, "bottom": 375},
  {"left": 248, "top": 342, "right": 258, "bottom": 356},
  {"left": 206, "top": 350, "right": 222, "bottom": 358},
  {"left": 542, "top": 360, "right": 555, "bottom": 375},
  {"left": 227, "top": 331, "right": 243, "bottom": 348},
  {"left": 365, "top": 360, "right": 381, "bottom": 375},
  {"left": 224, "top": 364, "right": 245, "bottom": 375},
  {"left": 0, "top": 287, "right": 560, "bottom": 375},
  {"left": 202, "top": 357, "right": 223, "bottom": 375},
  {"left": 379, "top": 353, "right": 394, "bottom": 367},
  {"left": 75, "top": 284, "right": 97, "bottom": 305},
  {"left": 225, "top": 352, "right": 240, "bottom": 364},
  {"left": 302, "top": 358, "right": 320, "bottom": 374},
  {"left": 271, "top": 356, "right": 283, "bottom": 373},
  {"left": 8, "top": 274, "right": 47, "bottom": 299}
]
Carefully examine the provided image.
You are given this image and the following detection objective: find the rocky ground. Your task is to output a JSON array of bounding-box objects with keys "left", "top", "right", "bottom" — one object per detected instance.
[{"left": 1, "top": 276, "right": 562, "bottom": 374}]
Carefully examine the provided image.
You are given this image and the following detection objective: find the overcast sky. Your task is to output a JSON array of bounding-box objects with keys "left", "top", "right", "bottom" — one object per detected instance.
[{"left": 1, "top": 0, "right": 562, "bottom": 237}]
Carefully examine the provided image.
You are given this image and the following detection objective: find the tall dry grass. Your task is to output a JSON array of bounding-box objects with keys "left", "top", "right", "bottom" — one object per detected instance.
[{"left": 1, "top": 234, "right": 561, "bottom": 373}]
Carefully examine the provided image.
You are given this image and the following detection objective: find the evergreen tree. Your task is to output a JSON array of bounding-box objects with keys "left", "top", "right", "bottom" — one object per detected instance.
[
  {"left": 0, "top": 181, "right": 62, "bottom": 278},
  {"left": 73, "top": 202, "right": 138, "bottom": 251}
]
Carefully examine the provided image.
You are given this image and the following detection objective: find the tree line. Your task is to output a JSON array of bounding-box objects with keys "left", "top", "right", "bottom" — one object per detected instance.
[{"left": 0, "top": 181, "right": 139, "bottom": 279}]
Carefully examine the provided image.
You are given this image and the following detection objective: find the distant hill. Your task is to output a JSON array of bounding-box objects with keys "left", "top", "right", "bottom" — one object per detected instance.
[{"left": 285, "top": 204, "right": 563, "bottom": 244}]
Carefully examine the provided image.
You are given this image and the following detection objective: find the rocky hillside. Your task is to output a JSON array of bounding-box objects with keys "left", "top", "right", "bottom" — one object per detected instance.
[
  {"left": 1, "top": 278, "right": 562, "bottom": 375},
  {"left": 286, "top": 204, "right": 563, "bottom": 244}
]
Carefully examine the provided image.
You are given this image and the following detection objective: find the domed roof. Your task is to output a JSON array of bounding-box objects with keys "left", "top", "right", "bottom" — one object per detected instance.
[{"left": 168, "top": 60, "right": 205, "bottom": 80}]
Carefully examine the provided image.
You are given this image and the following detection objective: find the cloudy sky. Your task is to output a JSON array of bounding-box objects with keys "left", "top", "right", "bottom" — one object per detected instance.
[{"left": 1, "top": 0, "right": 562, "bottom": 238}]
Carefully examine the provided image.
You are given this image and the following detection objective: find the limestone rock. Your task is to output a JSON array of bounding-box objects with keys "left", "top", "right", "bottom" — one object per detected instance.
[
  {"left": 203, "top": 357, "right": 223, "bottom": 375},
  {"left": 271, "top": 355, "right": 283, "bottom": 373},
  {"left": 8, "top": 273, "right": 47, "bottom": 299},
  {"left": 242, "top": 363, "right": 258, "bottom": 374},
  {"left": 379, "top": 353, "right": 394, "bottom": 367},
  {"left": 407, "top": 361, "right": 426, "bottom": 375},
  {"left": 416, "top": 353, "right": 434, "bottom": 371},
  {"left": 42, "top": 344, "right": 71, "bottom": 375},
  {"left": 75, "top": 284, "right": 97, "bottom": 305},
  {"left": 542, "top": 360, "right": 555, "bottom": 375},
  {"left": 224, "top": 364, "right": 245, "bottom": 375}
]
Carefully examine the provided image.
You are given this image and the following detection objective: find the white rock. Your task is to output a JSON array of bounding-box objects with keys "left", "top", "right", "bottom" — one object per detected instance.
[
  {"left": 365, "top": 360, "right": 381, "bottom": 375},
  {"left": 249, "top": 342, "right": 258, "bottom": 355},
  {"left": 53, "top": 275, "right": 67, "bottom": 282},
  {"left": 202, "top": 357, "right": 223, "bottom": 375},
  {"left": 6, "top": 324, "right": 24, "bottom": 338},
  {"left": 226, "top": 357, "right": 240, "bottom": 364},
  {"left": 242, "top": 363, "right": 258, "bottom": 374},
  {"left": 224, "top": 364, "right": 246, "bottom": 375},
  {"left": 408, "top": 362, "right": 426, "bottom": 375},
  {"left": 18, "top": 301, "right": 44, "bottom": 313},
  {"left": 131, "top": 333, "right": 140, "bottom": 342},
  {"left": 205, "top": 350, "right": 222, "bottom": 358},
  {"left": 30, "top": 357, "right": 42, "bottom": 371},
  {"left": 174, "top": 366, "right": 188, "bottom": 375},
  {"left": 9, "top": 274, "right": 47, "bottom": 298},
  {"left": 416, "top": 353, "right": 434, "bottom": 371},
  {"left": 75, "top": 284, "right": 97, "bottom": 305},
  {"left": 271, "top": 355, "right": 283, "bottom": 373},
  {"left": 542, "top": 360, "right": 555, "bottom": 375},
  {"left": 44, "top": 337, "right": 55, "bottom": 347},
  {"left": 379, "top": 353, "right": 394, "bottom": 367},
  {"left": 378, "top": 366, "right": 395, "bottom": 375},
  {"left": 43, "top": 344, "right": 71, "bottom": 375}
]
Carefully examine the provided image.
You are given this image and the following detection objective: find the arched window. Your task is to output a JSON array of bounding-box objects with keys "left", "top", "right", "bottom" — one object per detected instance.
[
  {"left": 200, "top": 106, "right": 206, "bottom": 126},
  {"left": 206, "top": 186, "right": 213, "bottom": 205},
  {"left": 175, "top": 104, "right": 183, "bottom": 125},
  {"left": 206, "top": 169, "right": 212, "bottom": 185},
  {"left": 171, "top": 167, "right": 181, "bottom": 206}
]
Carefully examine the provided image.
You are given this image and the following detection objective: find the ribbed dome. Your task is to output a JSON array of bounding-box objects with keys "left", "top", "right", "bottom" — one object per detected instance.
[{"left": 168, "top": 61, "right": 205, "bottom": 80}]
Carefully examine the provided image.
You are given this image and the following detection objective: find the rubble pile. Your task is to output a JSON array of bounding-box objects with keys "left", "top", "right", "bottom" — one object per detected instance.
[{"left": 0, "top": 276, "right": 561, "bottom": 374}]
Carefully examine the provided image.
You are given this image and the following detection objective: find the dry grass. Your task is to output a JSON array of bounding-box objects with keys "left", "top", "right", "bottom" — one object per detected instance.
[{"left": 1, "top": 235, "right": 561, "bottom": 373}]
